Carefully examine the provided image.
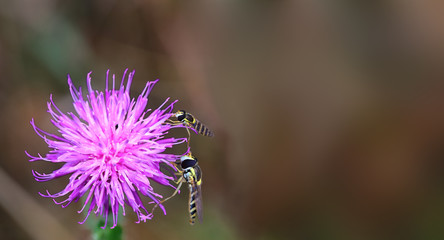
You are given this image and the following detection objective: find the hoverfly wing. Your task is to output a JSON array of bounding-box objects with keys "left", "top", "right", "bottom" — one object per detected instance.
[
  {"left": 188, "top": 182, "right": 203, "bottom": 224},
  {"left": 195, "top": 183, "right": 203, "bottom": 223}
]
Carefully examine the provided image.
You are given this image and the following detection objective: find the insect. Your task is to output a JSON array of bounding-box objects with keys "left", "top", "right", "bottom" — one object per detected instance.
[
  {"left": 173, "top": 110, "right": 214, "bottom": 138},
  {"left": 151, "top": 153, "right": 203, "bottom": 225}
]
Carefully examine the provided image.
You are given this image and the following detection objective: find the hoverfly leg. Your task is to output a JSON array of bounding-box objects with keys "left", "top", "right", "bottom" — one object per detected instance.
[
  {"left": 185, "top": 127, "right": 191, "bottom": 148},
  {"left": 150, "top": 177, "right": 184, "bottom": 215},
  {"left": 165, "top": 119, "right": 182, "bottom": 125},
  {"left": 173, "top": 176, "right": 183, "bottom": 184}
]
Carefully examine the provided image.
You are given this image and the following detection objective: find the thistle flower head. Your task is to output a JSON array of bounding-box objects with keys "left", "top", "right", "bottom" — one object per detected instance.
[{"left": 27, "top": 69, "right": 186, "bottom": 228}]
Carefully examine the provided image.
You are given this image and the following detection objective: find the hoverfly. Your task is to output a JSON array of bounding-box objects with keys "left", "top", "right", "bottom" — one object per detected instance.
[
  {"left": 151, "top": 153, "right": 203, "bottom": 225},
  {"left": 173, "top": 110, "right": 214, "bottom": 137}
]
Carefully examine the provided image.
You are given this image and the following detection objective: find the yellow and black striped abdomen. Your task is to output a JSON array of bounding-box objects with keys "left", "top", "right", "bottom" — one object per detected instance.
[
  {"left": 192, "top": 120, "right": 214, "bottom": 137},
  {"left": 188, "top": 185, "right": 199, "bottom": 225}
]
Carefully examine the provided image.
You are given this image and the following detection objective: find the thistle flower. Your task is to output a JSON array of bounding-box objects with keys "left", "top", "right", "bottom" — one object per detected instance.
[{"left": 27, "top": 69, "right": 187, "bottom": 228}]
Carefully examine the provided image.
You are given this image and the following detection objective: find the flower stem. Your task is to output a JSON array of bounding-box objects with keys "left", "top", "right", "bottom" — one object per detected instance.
[{"left": 92, "top": 220, "right": 123, "bottom": 240}]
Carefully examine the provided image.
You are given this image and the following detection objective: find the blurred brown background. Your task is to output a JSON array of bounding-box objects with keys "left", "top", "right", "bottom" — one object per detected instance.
[{"left": 2, "top": 0, "right": 444, "bottom": 239}]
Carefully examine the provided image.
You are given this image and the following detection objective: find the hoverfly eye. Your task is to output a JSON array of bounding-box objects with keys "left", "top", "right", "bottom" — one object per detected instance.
[
  {"left": 177, "top": 114, "right": 185, "bottom": 121},
  {"left": 181, "top": 159, "right": 196, "bottom": 169}
]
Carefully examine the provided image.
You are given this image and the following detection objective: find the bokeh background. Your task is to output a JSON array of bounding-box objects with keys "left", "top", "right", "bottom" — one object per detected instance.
[{"left": 1, "top": 1, "right": 444, "bottom": 239}]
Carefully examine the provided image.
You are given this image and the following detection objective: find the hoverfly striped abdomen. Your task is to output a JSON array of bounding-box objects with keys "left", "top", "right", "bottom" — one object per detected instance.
[{"left": 188, "top": 186, "right": 199, "bottom": 225}]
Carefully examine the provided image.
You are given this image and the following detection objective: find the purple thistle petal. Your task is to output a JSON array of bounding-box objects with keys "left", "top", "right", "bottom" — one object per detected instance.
[{"left": 28, "top": 69, "right": 188, "bottom": 228}]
